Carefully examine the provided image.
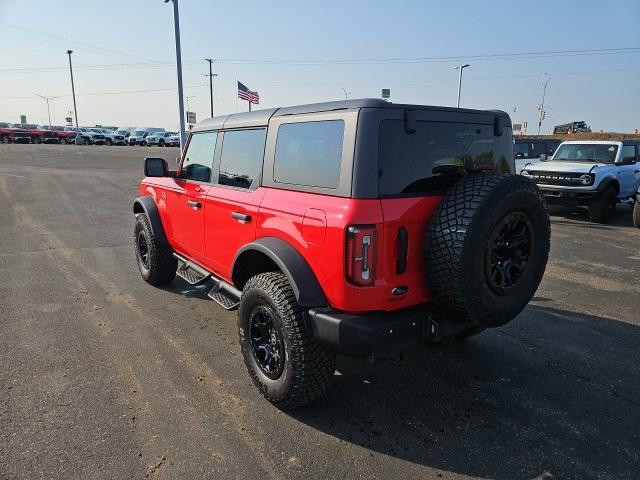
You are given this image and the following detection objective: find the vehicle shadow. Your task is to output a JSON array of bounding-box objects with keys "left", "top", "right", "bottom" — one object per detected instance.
[
  {"left": 290, "top": 305, "right": 640, "bottom": 479},
  {"left": 549, "top": 204, "right": 635, "bottom": 229}
]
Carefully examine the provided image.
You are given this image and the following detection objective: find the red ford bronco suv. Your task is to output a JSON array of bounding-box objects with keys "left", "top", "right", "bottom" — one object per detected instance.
[{"left": 133, "top": 99, "right": 550, "bottom": 409}]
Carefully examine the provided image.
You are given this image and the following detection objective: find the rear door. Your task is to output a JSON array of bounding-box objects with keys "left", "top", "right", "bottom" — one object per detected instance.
[
  {"left": 165, "top": 131, "right": 218, "bottom": 261},
  {"left": 203, "top": 128, "right": 267, "bottom": 278}
]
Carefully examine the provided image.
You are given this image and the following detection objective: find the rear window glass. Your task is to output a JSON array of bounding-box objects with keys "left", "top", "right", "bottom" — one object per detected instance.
[
  {"left": 274, "top": 120, "right": 344, "bottom": 189},
  {"left": 379, "top": 120, "right": 512, "bottom": 196}
]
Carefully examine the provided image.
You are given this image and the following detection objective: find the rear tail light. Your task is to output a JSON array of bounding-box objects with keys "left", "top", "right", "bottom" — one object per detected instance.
[{"left": 346, "top": 225, "right": 377, "bottom": 286}]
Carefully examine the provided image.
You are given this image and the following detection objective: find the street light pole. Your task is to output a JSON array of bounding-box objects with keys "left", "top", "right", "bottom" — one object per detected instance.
[
  {"left": 166, "top": 0, "right": 186, "bottom": 150},
  {"left": 454, "top": 64, "right": 470, "bottom": 108},
  {"left": 34, "top": 94, "right": 58, "bottom": 127},
  {"left": 537, "top": 75, "right": 551, "bottom": 135},
  {"left": 66, "top": 50, "right": 80, "bottom": 140},
  {"left": 204, "top": 58, "right": 217, "bottom": 117}
]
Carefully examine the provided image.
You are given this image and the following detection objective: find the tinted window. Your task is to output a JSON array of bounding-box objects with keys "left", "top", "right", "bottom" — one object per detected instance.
[
  {"left": 274, "top": 120, "right": 344, "bottom": 188},
  {"left": 379, "top": 120, "right": 512, "bottom": 196},
  {"left": 621, "top": 145, "right": 636, "bottom": 161},
  {"left": 217, "top": 129, "right": 266, "bottom": 189},
  {"left": 529, "top": 142, "right": 546, "bottom": 158},
  {"left": 180, "top": 131, "right": 217, "bottom": 182}
]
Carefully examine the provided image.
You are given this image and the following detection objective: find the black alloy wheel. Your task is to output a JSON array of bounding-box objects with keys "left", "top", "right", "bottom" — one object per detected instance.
[
  {"left": 249, "top": 305, "right": 285, "bottom": 379},
  {"left": 137, "top": 230, "right": 150, "bottom": 269},
  {"left": 485, "top": 212, "right": 533, "bottom": 295}
]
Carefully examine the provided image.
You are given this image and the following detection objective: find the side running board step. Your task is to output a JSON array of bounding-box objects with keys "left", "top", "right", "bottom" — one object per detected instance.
[
  {"left": 174, "top": 253, "right": 211, "bottom": 285},
  {"left": 173, "top": 253, "right": 241, "bottom": 310},
  {"left": 176, "top": 264, "right": 210, "bottom": 285},
  {"left": 208, "top": 285, "right": 240, "bottom": 310}
]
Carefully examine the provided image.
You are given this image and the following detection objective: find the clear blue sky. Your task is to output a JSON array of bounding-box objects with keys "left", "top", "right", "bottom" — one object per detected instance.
[{"left": 1, "top": 0, "right": 638, "bottom": 132}]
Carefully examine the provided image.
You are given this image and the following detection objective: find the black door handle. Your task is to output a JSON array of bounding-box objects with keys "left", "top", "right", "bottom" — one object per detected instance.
[
  {"left": 231, "top": 211, "right": 251, "bottom": 222},
  {"left": 187, "top": 200, "right": 201, "bottom": 209}
]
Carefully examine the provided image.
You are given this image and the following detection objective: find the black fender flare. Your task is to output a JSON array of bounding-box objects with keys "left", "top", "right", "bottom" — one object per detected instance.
[
  {"left": 232, "top": 237, "right": 328, "bottom": 308},
  {"left": 133, "top": 195, "right": 169, "bottom": 245},
  {"left": 597, "top": 177, "right": 620, "bottom": 194}
]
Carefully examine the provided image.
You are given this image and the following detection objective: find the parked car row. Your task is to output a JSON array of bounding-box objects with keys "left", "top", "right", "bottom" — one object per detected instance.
[
  {"left": 106, "top": 127, "right": 179, "bottom": 146},
  {"left": 0, "top": 123, "right": 178, "bottom": 146}
]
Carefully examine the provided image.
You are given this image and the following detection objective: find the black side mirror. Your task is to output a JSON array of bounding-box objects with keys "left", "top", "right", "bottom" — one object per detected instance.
[
  {"left": 144, "top": 157, "right": 168, "bottom": 177},
  {"left": 620, "top": 156, "right": 635, "bottom": 165}
]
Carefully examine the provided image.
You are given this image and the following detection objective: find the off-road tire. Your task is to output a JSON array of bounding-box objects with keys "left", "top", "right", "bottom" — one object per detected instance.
[
  {"left": 238, "top": 272, "right": 336, "bottom": 410},
  {"left": 426, "top": 173, "right": 550, "bottom": 327},
  {"left": 105, "top": 139, "right": 112, "bottom": 146},
  {"left": 159, "top": 139, "right": 165, "bottom": 147},
  {"left": 633, "top": 198, "right": 640, "bottom": 228},
  {"left": 133, "top": 213, "right": 177, "bottom": 286},
  {"left": 1, "top": 135, "right": 9, "bottom": 144},
  {"left": 588, "top": 187, "right": 616, "bottom": 223},
  {"left": 32, "top": 136, "right": 41, "bottom": 144}
]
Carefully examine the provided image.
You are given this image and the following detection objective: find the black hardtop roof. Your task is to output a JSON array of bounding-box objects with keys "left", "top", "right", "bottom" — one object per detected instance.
[{"left": 192, "top": 98, "right": 511, "bottom": 132}]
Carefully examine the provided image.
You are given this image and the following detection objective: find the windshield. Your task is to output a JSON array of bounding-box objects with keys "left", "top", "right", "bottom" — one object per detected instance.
[
  {"left": 553, "top": 144, "right": 618, "bottom": 163},
  {"left": 114, "top": 129, "right": 127, "bottom": 134},
  {"left": 132, "top": 130, "right": 145, "bottom": 136}
]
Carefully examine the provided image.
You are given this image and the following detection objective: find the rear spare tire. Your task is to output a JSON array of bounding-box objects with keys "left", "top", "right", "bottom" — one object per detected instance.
[{"left": 425, "top": 173, "right": 550, "bottom": 327}]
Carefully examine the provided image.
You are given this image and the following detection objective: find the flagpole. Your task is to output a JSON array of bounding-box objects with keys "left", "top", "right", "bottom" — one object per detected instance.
[
  {"left": 248, "top": 100, "right": 252, "bottom": 112},
  {"left": 235, "top": 78, "right": 238, "bottom": 113}
]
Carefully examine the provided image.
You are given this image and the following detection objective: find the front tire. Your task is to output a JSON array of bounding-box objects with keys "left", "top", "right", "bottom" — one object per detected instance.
[
  {"left": 134, "top": 213, "right": 177, "bottom": 286},
  {"left": 238, "top": 272, "right": 336, "bottom": 410},
  {"left": 633, "top": 198, "right": 640, "bottom": 228},
  {"left": 588, "top": 187, "right": 616, "bottom": 223}
]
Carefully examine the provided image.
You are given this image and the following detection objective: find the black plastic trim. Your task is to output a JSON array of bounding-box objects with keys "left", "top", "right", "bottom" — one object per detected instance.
[
  {"left": 232, "top": 237, "right": 328, "bottom": 307},
  {"left": 133, "top": 196, "right": 169, "bottom": 246},
  {"left": 307, "top": 304, "right": 472, "bottom": 363},
  {"left": 396, "top": 227, "right": 408, "bottom": 274}
]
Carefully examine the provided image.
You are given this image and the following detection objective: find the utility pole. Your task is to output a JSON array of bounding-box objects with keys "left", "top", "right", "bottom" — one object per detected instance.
[
  {"left": 66, "top": 50, "right": 80, "bottom": 142},
  {"left": 454, "top": 64, "right": 470, "bottom": 108},
  {"left": 341, "top": 88, "right": 351, "bottom": 100},
  {"left": 34, "top": 94, "right": 58, "bottom": 127},
  {"left": 204, "top": 58, "right": 217, "bottom": 117},
  {"left": 166, "top": 0, "right": 186, "bottom": 150},
  {"left": 537, "top": 74, "right": 551, "bottom": 135}
]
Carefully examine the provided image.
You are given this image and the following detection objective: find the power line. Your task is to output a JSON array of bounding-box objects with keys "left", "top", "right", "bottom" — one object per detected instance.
[
  {"left": 213, "top": 47, "right": 640, "bottom": 65},
  {"left": 1, "top": 67, "right": 638, "bottom": 101}
]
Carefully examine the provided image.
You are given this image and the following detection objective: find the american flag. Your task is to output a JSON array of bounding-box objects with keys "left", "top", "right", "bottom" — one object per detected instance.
[{"left": 237, "top": 81, "right": 259, "bottom": 104}]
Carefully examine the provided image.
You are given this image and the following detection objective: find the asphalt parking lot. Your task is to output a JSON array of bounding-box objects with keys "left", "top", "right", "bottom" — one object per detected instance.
[{"left": 1, "top": 144, "right": 639, "bottom": 480}]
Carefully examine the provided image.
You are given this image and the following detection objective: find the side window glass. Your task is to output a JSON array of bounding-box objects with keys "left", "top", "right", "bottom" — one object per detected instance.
[
  {"left": 529, "top": 142, "right": 545, "bottom": 158},
  {"left": 217, "top": 129, "right": 266, "bottom": 189},
  {"left": 180, "top": 131, "right": 217, "bottom": 182},
  {"left": 274, "top": 120, "right": 344, "bottom": 188},
  {"left": 621, "top": 145, "right": 636, "bottom": 162}
]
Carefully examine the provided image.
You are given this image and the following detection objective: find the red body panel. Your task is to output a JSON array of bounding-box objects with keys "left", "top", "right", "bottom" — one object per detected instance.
[
  {"left": 203, "top": 186, "right": 265, "bottom": 278},
  {"left": 140, "top": 183, "right": 443, "bottom": 314},
  {"left": 140, "top": 178, "right": 441, "bottom": 313}
]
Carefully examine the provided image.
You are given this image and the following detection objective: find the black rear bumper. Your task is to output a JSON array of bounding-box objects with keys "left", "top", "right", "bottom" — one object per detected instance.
[{"left": 307, "top": 304, "right": 471, "bottom": 363}]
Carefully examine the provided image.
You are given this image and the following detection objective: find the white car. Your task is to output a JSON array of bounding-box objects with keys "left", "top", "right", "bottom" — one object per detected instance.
[{"left": 146, "top": 131, "right": 176, "bottom": 147}]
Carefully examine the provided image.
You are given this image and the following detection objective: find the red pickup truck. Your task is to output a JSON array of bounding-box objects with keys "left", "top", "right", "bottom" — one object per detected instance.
[
  {"left": 0, "top": 122, "right": 31, "bottom": 143},
  {"left": 17, "top": 123, "right": 58, "bottom": 144},
  {"left": 45, "top": 126, "right": 77, "bottom": 144}
]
